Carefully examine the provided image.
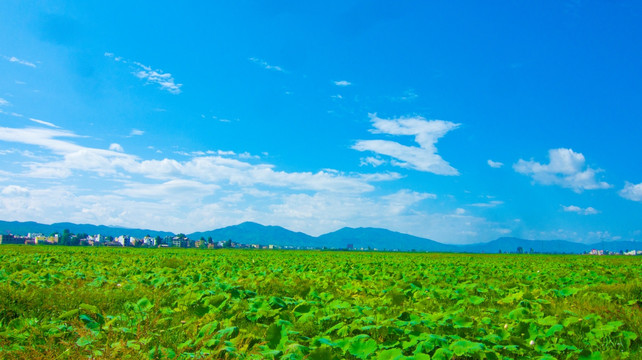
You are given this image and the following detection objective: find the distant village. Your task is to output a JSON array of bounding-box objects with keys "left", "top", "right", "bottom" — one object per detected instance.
[
  {"left": 0, "top": 231, "right": 297, "bottom": 250},
  {"left": 0, "top": 231, "right": 373, "bottom": 251}
]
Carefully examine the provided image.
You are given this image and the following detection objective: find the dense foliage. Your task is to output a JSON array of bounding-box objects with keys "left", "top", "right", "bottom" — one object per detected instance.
[{"left": 0, "top": 246, "right": 640, "bottom": 359}]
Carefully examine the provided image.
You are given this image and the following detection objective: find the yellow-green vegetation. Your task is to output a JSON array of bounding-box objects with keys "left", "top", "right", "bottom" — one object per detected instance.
[{"left": 0, "top": 246, "right": 641, "bottom": 359}]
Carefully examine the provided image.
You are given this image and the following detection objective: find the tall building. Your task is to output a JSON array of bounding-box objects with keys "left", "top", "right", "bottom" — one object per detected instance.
[{"left": 0, "top": 234, "right": 22, "bottom": 245}]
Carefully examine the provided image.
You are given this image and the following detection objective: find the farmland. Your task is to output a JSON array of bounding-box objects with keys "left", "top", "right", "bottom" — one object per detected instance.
[{"left": 0, "top": 246, "right": 641, "bottom": 359}]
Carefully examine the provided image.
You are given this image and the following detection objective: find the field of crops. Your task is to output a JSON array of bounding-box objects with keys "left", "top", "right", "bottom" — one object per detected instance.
[{"left": 0, "top": 246, "right": 641, "bottom": 359}]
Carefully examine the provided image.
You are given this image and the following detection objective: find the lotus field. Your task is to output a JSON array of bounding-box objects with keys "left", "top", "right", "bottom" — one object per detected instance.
[{"left": 0, "top": 246, "right": 641, "bottom": 359}]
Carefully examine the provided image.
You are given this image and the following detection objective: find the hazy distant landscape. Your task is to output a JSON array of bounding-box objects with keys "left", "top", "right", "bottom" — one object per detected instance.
[{"left": 1, "top": 219, "right": 640, "bottom": 254}]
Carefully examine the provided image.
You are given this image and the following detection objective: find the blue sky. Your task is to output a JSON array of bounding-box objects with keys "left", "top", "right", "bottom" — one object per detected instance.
[{"left": 1, "top": 1, "right": 641, "bottom": 244}]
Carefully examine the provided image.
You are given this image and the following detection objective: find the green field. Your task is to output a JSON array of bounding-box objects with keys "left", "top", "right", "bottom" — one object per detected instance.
[{"left": 0, "top": 246, "right": 641, "bottom": 359}]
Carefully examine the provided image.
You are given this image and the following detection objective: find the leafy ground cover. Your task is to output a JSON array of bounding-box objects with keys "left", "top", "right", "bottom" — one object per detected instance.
[{"left": 0, "top": 246, "right": 640, "bottom": 359}]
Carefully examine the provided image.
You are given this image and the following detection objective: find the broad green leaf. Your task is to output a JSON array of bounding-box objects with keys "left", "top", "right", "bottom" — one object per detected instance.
[
  {"left": 498, "top": 291, "right": 523, "bottom": 304},
  {"left": 308, "top": 346, "right": 334, "bottom": 360},
  {"left": 377, "top": 348, "right": 406, "bottom": 360},
  {"left": 622, "top": 331, "right": 638, "bottom": 341},
  {"left": 468, "top": 296, "right": 485, "bottom": 305},
  {"left": 431, "top": 348, "right": 453, "bottom": 360},
  {"left": 269, "top": 296, "right": 287, "bottom": 309},
  {"left": 217, "top": 326, "right": 239, "bottom": 339},
  {"left": 449, "top": 340, "right": 485, "bottom": 356},
  {"left": 578, "top": 350, "right": 603, "bottom": 360},
  {"left": 545, "top": 324, "right": 563, "bottom": 338},
  {"left": 410, "top": 354, "right": 431, "bottom": 360},
  {"left": 507, "top": 307, "right": 529, "bottom": 320},
  {"left": 294, "top": 303, "right": 312, "bottom": 314},
  {"left": 556, "top": 287, "right": 579, "bottom": 298},
  {"left": 349, "top": 335, "right": 378, "bottom": 359},
  {"left": 76, "top": 336, "right": 93, "bottom": 347},
  {"left": 137, "top": 297, "right": 153, "bottom": 311},
  {"left": 266, "top": 323, "right": 283, "bottom": 349}
]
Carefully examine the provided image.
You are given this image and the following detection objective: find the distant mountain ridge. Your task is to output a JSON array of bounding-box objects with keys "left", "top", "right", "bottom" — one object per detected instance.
[
  {"left": 0, "top": 220, "right": 173, "bottom": 239},
  {"left": 189, "top": 221, "right": 319, "bottom": 248},
  {"left": 1, "top": 220, "right": 639, "bottom": 254},
  {"left": 317, "top": 227, "right": 459, "bottom": 252}
]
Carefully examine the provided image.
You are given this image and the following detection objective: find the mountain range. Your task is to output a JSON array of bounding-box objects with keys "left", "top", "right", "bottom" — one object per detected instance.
[
  {"left": 0, "top": 220, "right": 173, "bottom": 239},
  {"left": 1, "top": 220, "right": 639, "bottom": 254}
]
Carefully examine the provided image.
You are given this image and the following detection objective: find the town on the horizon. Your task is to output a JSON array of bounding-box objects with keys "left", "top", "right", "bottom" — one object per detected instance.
[
  {"left": 1, "top": 228, "right": 640, "bottom": 256},
  {"left": 0, "top": 231, "right": 299, "bottom": 251}
]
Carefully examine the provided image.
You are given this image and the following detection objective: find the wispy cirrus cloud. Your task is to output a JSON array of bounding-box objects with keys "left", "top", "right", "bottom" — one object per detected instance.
[
  {"left": 30, "top": 118, "right": 60, "bottom": 128},
  {"left": 4, "top": 55, "right": 36, "bottom": 68},
  {"left": 248, "top": 57, "right": 285, "bottom": 72},
  {"left": 353, "top": 114, "right": 460, "bottom": 175},
  {"left": 514, "top": 148, "right": 610, "bottom": 192},
  {"left": 0, "top": 98, "right": 10, "bottom": 106},
  {"left": 133, "top": 62, "right": 182, "bottom": 94},
  {"left": 105, "top": 52, "right": 182, "bottom": 94},
  {"left": 562, "top": 205, "right": 599, "bottom": 215},
  {"left": 333, "top": 80, "right": 351, "bottom": 86}
]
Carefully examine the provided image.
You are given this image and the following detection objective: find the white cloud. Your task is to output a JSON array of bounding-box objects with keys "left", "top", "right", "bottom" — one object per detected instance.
[
  {"left": 0, "top": 125, "right": 519, "bottom": 243},
  {"left": 0, "top": 98, "right": 10, "bottom": 106},
  {"left": 0, "top": 127, "right": 85, "bottom": 154},
  {"left": 1, "top": 185, "right": 29, "bottom": 196},
  {"left": 487, "top": 159, "right": 503, "bottom": 168},
  {"left": 619, "top": 182, "right": 642, "bottom": 202},
  {"left": 4, "top": 56, "right": 36, "bottom": 68},
  {"left": 562, "top": 205, "right": 599, "bottom": 215},
  {"left": 562, "top": 205, "right": 581, "bottom": 213},
  {"left": 129, "top": 129, "right": 144, "bottom": 136},
  {"left": 514, "top": 148, "right": 611, "bottom": 192},
  {"left": 238, "top": 152, "right": 259, "bottom": 159},
  {"left": 30, "top": 118, "right": 60, "bottom": 128},
  {"left": 0, "top": 126, "right": 395, "bottom": 194},
  {"left": 105, "top": 53, "right": 181, "bottom": 94},
  {"left": 133, "top": 62, "right": 182, "bottom": 94},
  {"left": 353, "top": 114, "right": 460, "bottom": 175},
  {"left": 109, "top": 143, "right": 124, "bottom": 152},
  {"left": 470, "top": 200, "right": 504, "bottom": 208},
  {"left": 334, "top": 80, "right": 351, "bottom": 86},
  {"left": 249, "top": 57, "right": 285, "bottom": 72},
  {"left": 360, "top": 156, "right": 385, "bottom": 167}
]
